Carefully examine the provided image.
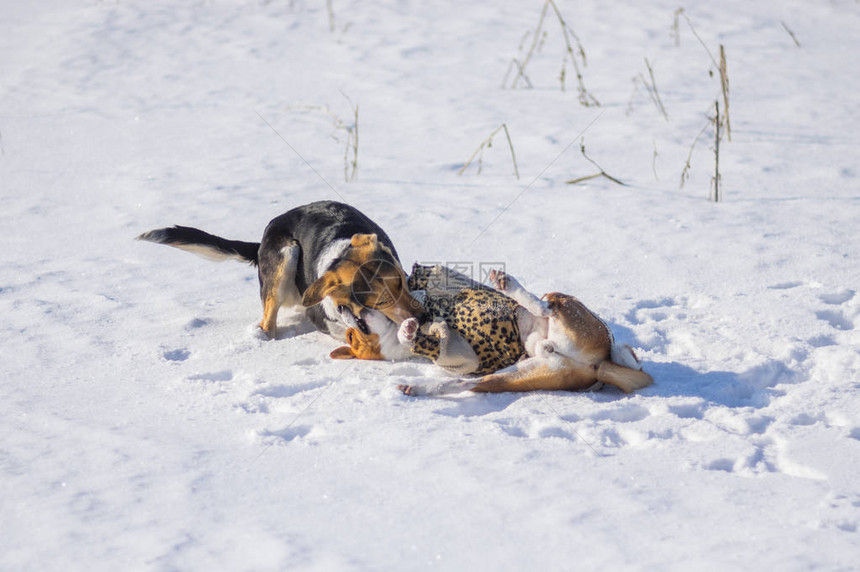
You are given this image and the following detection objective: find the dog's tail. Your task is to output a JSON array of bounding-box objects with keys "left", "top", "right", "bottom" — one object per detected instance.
[
  {"left": 597, "top": 344, "right": 653, "bottom": 393},
  {"left": 137, "top": 226, "right": 260, "bottom": 265}
]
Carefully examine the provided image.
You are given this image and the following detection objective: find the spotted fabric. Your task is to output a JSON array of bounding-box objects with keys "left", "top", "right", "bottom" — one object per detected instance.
[
  {"left": 407, "top": 263, "right": 492, "bottom": 294},
  {"left": 411, "top": 288, "right": 525, "bottom": 375}
]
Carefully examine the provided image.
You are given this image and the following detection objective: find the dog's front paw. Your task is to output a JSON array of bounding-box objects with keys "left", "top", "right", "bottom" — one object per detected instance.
[
  {"left": 397, "top": 317, "right": 419, "bottom": 344},
  {"left": 488, "top": 269, "right": 508, "bottom": 291},
  {"left": 398, "top": 379, "right": 476, "bottom": 397}
]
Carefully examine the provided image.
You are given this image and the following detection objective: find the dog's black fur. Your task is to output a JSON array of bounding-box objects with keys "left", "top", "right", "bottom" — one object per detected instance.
[{"left": 138, "top": 200, "right": 402, "bottom": 336}]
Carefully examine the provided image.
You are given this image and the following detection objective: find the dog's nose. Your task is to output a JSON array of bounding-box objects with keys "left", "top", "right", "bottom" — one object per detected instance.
[
  {"left": 338, "top": 304, "right": 370, "bottom": 334},
  {"left": 356, "top": 317, "right": 370, "bottom": 335}
]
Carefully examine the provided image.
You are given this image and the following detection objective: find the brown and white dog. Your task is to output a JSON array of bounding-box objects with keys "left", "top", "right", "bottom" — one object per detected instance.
[
  {"left": 137, "top": 201, "right": 422, "bottom": 339},
  {"left": 333, "top": 268, "right": 653, "bottom": 396}
]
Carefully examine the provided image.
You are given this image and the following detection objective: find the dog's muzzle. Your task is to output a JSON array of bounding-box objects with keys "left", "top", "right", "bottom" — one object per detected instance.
[{"left": 338, "top": 305, "right": 370, "bottom": 334}]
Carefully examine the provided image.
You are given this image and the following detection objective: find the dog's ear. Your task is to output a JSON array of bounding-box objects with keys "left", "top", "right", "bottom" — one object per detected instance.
[
  {"left": 303, "top": 276, "right": 354, "bottom": 309},
  {"left": 350, "top": 233, "right": 378, "bottom": 248},
  {"left": 302, "top": 273, "right": 336, "bottom": 307},
  {"left": 330, "top": 346, "right": 356, "bottom": 360}
]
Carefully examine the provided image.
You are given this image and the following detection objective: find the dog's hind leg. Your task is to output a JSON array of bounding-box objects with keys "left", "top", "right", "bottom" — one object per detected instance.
[
  {"left": 398, "top": 357, "right": 549, "bottom": 396},
  {"left": 258, "top": 239, "right": 301, "bottom": 337},
  {"left": 427, "top": 321, "right": 480, "bottom": 376},
  {"left": 400, "top": 355, "right": 603, "bottom": 396},
  {"left": 470, "top": 356, "right": 602, "bottom": 393},
  {"left": 399, "top": 378, "right": 480, "bottom": 397}
]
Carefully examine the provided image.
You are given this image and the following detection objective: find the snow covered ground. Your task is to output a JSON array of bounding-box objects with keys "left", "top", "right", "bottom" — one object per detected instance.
[{"left": 2, "top": 0, "right": 859, "bottom": 569}]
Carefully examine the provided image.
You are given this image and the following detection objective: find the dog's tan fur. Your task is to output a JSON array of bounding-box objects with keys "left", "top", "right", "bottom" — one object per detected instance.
[
  {"left": 446, "top": 272, "right": 653, "bottom": 395},
  {"left": 459, "top": 290, "right": 652, "bottom": 394},
  {"left": 301, "top": 234, "right": 422, "bottom": 328},
  {"left": 259, "top": 242, "right": 300, "bottom": 335},
  {"left": 330, "top": 328, "right": 384, "bottom": 361}
]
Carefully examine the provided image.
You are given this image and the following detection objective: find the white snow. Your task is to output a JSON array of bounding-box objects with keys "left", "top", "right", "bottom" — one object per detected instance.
[{"left": 2, "top": 0, "right": 859, "bottom": 570}]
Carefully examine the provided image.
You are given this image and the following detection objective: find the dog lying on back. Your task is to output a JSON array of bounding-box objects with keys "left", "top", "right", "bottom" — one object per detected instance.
[
  {"left": 332, "top": 266, "right": 653, "bottom": 396},
  {"left": 333, "top": 285, "right": 527, "bottom": 375}
]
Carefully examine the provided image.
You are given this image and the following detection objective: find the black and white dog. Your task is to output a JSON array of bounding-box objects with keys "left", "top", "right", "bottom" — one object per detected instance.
[{"left": 137, "top": 200, "right": 422, "bottom": 339}]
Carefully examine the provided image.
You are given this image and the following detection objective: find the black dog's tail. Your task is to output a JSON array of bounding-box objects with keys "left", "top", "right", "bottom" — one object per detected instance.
[{"left": 137, "top": 226, "right": 260, "bottom": 265}]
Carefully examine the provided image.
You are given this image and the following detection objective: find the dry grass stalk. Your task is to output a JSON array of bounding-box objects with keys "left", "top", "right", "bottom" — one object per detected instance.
[
  {"left": 640, "top": 57, "right": 669, "bottom": 121},
  {"left": 284, "top": 95, "right": 359, "bottom": 182},
  {"left": 711, "top": 100, "right": 722, "bottom": 201},
  {"left": 719, "top": 45, "right": 731, "bottom": 141},
  {"left": 326, "top": 0, "right": 335, "bottom": 33},
  {"left": 680, "top": 119, "right": 709, "bottom": 189},
  {"left": 673, "top": 9, "right": 729, "bottom": 130},
  {"left": 673, "top": 12, "right": 731, "bottom": 196},
  {"left": 506, "top": 0, "right": 598, "bottom": 106},
  {"left": 671, "top": 8, "right": 684, "bottom": 47},
  {"left": 502, "top": 58, "right": 533, "bottom": 89},
  {"left": 566, "top": 138, "right": 626, "bottom": 186},
  {"left": 680, "top": 102, "right": 724, "bottom": 200},
  {"left": 652, "top": 139, "right": 659, "bottom": 180},
  {"left": 625, "top": 77, "right": 641, "bottom": 116},
  {"left": 681, "top": 11, "right": 719, "bottom": 68},
  {"left": 781, "top": 21, "right": 801, "bottom": 47},
  {"left": 510, "top": 2, "right": 549, "bottom": 89},
  {"left": 547, "top": 0, "right": 598, "bottom": 106},
  {"left": 458, "top": 124, "right": 520, "bottom": 180},
  {"left": 341, "top": 91, "right": 359, "bottom": 182}
]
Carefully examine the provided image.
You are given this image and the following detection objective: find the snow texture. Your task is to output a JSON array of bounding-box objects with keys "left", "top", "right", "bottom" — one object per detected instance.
[{"left": 1, "top": 0, "right": 859, "bottom": 570}]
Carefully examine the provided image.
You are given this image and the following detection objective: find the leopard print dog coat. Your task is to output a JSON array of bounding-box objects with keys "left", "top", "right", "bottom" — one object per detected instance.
[{"left": 406, "top": 265, "right": 525, "bottom": 375}]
